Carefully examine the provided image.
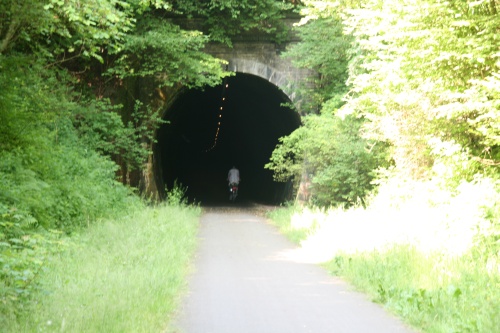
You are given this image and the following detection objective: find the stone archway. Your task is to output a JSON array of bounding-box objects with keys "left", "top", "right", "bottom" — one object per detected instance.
[
  {"left": 226, "top": 59, "right": 302, "bottom": 107},
  {"left": 153, "top": 72, "right": 301, "bottom": 204},
  {"left": 138, "top": 21, "right": 316, "bottom": 200},
  {"left": 203, "top": 41, "right": 313, "bottom": 113}
]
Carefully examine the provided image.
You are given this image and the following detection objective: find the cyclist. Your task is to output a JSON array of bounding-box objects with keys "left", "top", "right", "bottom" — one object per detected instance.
[{"left": 227, "top": 166, "right": 240, "bottom": 200}]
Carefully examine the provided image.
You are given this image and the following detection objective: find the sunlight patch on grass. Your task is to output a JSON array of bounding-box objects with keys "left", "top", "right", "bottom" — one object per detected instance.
[
  {"left": 287, "top": 177, "right": 498, "bottom": 263},
  {"left": 268, "top": 177, "right": 500, "bottom": 333}
]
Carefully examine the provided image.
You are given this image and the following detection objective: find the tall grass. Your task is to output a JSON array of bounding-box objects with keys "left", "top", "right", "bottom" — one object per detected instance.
[
  {"left": 325, "top": 246, "right": 499, "bottom": 333},
  {"left": 4, "top": 204, "right": 200, "bottom": 333},
  {"left": 267, "top": 176, "right": 500, "bottom": 333}
]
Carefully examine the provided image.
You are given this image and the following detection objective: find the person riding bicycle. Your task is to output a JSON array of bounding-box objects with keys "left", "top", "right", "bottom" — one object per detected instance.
[{"left": 227, "top": 166, "right": 240, "bottom": 200}]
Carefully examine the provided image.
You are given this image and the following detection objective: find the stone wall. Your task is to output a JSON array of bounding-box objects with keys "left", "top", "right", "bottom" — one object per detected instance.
[{"left": 203, "top": 40, "right": 314, "bottom": 112}]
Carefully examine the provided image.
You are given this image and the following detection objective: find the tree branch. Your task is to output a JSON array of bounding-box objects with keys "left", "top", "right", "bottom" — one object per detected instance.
[
  {"left": 473, "top": 156, "right": 500, "bottom": 166},
  {"left": 0, "top": 19, "right": 19, "bottom": 54}
]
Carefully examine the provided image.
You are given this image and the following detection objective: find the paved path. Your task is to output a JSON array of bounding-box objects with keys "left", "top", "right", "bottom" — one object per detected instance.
[{"left": 170, "top": 209, "right": 419, "bottom": 333}]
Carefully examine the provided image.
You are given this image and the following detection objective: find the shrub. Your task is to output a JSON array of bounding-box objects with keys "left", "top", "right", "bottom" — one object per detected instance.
[{"left": 266, "top": 113, "right": 389, "bottom": 207}]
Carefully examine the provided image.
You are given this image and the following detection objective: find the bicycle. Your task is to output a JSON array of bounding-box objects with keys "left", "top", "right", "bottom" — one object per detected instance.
[{"left": 229, "top": 183, "right": 238, "bottom": 201}]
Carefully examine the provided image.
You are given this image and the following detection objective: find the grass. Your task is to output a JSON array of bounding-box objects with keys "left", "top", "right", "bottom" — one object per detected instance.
[
  {"left": 267, "top": 177, "right": 500, "bottom": 333},
  {"left": 266, "top": 205, "right": 315, "bottom": 244},
  {"left": 325, "top": 246, "right": 500, "bottom": 333},
  {"left": 4, "top": 203, "right": 200, "bottom": 333}
]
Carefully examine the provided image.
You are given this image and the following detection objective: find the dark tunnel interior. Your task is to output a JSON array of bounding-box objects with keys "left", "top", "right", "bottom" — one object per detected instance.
[{"left": 155, "top": 73, "right": 301, "bottom": 206}]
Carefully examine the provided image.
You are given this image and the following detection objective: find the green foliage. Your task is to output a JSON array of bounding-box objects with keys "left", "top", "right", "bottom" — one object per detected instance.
[
  {"left": 105, "top": 0, "right": 300, "bottom": 87},
  {"left": 172, "top": 0, "right": 296, "bottom": 45},
  {"left": 3, "top": 204, "right": 200, "bottom": 332},
  {"left": 0, "top": 144, "right": 138, "bottom": 319},
  {"left": 108, "top": 16, "right": 230, "bottom": 88},
  {"left": 0, "top": 220, "right": 65, "bottom": 323},
  {"left": 0, "top": 54, "right": 156, "bottom": 176},
  {"left": 325, "top": 246, "right": 500, "bottom": 333},
  {"left": 74, "top": 99, "right": 165, "bottom": 171},
  {"left": 332, "top": 0, "right": 500, "bottom": 179},
  {"left": 267, "top": 178, "right": 500, "bottom": 333},
  {"left": 165, "top": 180, "right": 189, "bottom": 206},
  {"left": 0, "top": 55, "right": 69, "bottom": 150},
  {"left": 0, "top": 53, "right": 140, "bottom": 320},
  {"left": 8, "top": 132, "right": 134, "bottom": 230},
  {"left": 282, "top": 12, "right": 353, "bottom": 113},
  {"left": 473, "top": 193, "right": 500, "bottom": 261},
  {"left": 0, "top": 0, "right": 134, "bottom": 60},
  {"left": 278, "top": 0, "right": 500, "bottom": 208},
  {"left": 1, "top": 0, "right": 234, "bottom": 88},
  {"left": 267, "top": 113, "right": 388, "bottom": 207},
  {"left": 0, "top": 56, "right": 136, "bottom": 229},
  {"left": 267, "top": 4, "right": 389, "bottom": 207}
]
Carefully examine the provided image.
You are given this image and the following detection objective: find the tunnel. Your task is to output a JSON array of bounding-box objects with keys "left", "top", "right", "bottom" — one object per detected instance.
[{"left": 155, "top": 72, "right": 301, "bottom": 206}]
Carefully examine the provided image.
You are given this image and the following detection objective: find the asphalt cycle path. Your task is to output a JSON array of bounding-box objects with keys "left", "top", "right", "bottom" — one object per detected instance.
[{"left": 170, "top": 207, "right": 419, "bottom": 333}]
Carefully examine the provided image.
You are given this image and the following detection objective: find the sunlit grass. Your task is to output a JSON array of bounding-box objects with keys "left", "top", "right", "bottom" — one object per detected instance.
[
  {"left": 266, "top": 205, "right": 310, "bottom": 244},
  {"left": 276, "top": 177, "right": 498, "bottom": 262},
  {"left": 6, "top": 204, "right": 200, "bottom": 333},
  {"left": 268, "top": 177, "right": 500, "bottom": 333},
  {"left": 324, "top": 246, "right": 500, "bottom": 333}
]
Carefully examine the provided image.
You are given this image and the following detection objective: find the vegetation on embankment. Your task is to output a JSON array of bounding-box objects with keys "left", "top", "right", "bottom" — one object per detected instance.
[
  {"left": 2, "top": 203, "right": 200, "bottom": 333},
  {"left": 267, "top": 0, "right": 500, "bottom": 208},
  {"left": 2, "top": 0, "right": 499, "bottom": 331},
  {"left": 1, "top": 1, "right": 296, "bottom": 330},
  {"left": 268, "top": 176, "right": 500, "bottom": 333},
  {"left": 267, "top": 3, "right": 499, "bottom": 331}
]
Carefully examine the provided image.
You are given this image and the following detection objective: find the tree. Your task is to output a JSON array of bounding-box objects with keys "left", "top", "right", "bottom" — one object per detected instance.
[
  {"left": 336, "top": 0, "right": 500, "bottom": 180},
  {"left": 107, "top": 15, "right": 228, "bottom": 88},
  {"left": 0, "top": 0, "right": 134, "bottom": 60},
  {"left": 170, "top": 0, "right": 297, "bottom": 45},
  {"left": 266, "top": 112, "right": 388, "bottom": 207},
  {"left": 281, "top": 6, "right": 353, "bottom": 113},
  {"left": 0, "top": 0, "right": 307, "bottom": 316},
  {"left": 264, "top": 2, "right": 390, "bottom": 207}
]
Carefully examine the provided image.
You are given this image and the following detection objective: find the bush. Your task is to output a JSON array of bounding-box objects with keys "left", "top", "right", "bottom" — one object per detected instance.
[
  {"left": 266, "top": 113, "right": 389, "bottom": 207},
  {"left": 0, "top": 55, "right": 141, "bottom": 322}
]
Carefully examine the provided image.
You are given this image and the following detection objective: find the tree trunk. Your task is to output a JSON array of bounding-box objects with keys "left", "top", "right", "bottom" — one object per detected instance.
[{"left": 0, "top": 20, "right": 19, "bottom": 54}]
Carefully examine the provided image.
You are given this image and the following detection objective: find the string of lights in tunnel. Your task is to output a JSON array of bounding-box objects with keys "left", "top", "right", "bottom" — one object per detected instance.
[{"left": 205, "top": 78, "right": 229, "bottom": 152}]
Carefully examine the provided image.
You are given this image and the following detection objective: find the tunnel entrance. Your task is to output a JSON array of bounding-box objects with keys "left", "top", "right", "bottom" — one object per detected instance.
[{"left": 155, "top": 73, "right": 301, "bottom": 205}]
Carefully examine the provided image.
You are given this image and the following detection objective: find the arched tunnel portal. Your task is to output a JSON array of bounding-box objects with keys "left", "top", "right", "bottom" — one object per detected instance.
[{"left": 154, "top": 73, "right": 301, "bottom": 205}]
